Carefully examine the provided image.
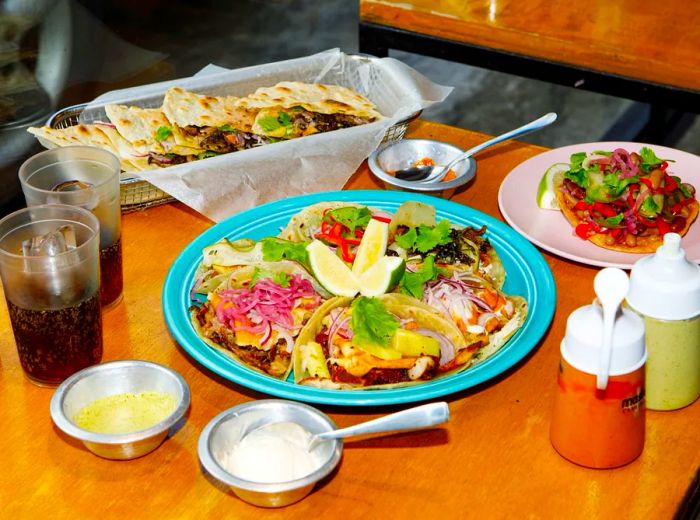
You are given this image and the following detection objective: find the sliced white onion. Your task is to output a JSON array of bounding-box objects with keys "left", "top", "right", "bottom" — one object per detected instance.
[
  {"left": 259, "top": 322, "right": 272, "bottom": 346},
  {"left": 414, "top": 328, "right": 455, "bottom": 367},
  {"left": 272, "top": 325, "right": 295, "bottom": 353}
]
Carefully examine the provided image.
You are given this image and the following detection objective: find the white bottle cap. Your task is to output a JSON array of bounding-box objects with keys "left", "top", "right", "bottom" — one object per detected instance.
[
  {"left": 561, "top": 302, "right": 646, "bottom": 376},
  {"left": 627, "top": 233, "right": 700, "bottom": 320}
]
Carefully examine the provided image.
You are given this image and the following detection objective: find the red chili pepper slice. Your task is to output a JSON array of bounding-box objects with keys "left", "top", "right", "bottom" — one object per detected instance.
[
  {"left": 574, "top": 200, "right": 590, "bottom": 211},
  {"left": 640, "top": 177, "right": 654, "bottom": 190},
  {"left": 664, "top": 174, "right": 678, "bottom": 193},
  {"left": 575, "top": 223, "right": 593, "bottom": 239},
  {"left": 627, "top": 183, "right": 639, "bottom": 207},
  {"left": 636, "top": 214, "right": 658, "bottom": 228},
  {"left": 339, "top": 240, "right": 355, "bottom": 263},
  {"left": 659, "top": 161, "right": 669, "bottom": 171},
  {"left": 657, "top": 219, "right": 671, "bottom": 236},
  {"left": 593, "top": 201, "right": 616, "bottom": 218},
  {"left": 371, "top": 215, "right": 392, "bottom": 224}
]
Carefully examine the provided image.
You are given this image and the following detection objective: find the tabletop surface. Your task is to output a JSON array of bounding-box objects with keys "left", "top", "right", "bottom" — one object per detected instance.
[
  {"left": 1, "top": 120, "right": 698, "bottom": 519},
  {"left": 360, "top": 0, "right": 700, "bottom": 93}
]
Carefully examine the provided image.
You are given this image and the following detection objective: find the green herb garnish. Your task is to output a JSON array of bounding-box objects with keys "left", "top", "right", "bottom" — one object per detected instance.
[
  {"left": 257, "top": 116, "right": 281, "bottom": 132},
  {"left": 350, "top": 297, "right": 399, "bottom": 347},
  {"left": 219, "top": 124, "right": 236, "bottom": 132},
  {"left": 197, "top": 151, "right": 219, "bottom": 160},
  {"left": 395, "top": 220, "right": 453, "bottom": 253},
  {"left": 155, "top": 126, "right": 172, "bottom": 141},
  {"left": 324, "top": 207, "right": 371, "bottom": 234},
  {"left": 603, "top": 213, "right": 625, "bottom": 227},
  {"left": 261, "top": 237, "right": 309, "bottom": 265},
  {"left": 399, "top": 255, "right": 439, "bottom": 299},
  {"left": 250, "top": 267, "right": 291, "bottom": 288}
]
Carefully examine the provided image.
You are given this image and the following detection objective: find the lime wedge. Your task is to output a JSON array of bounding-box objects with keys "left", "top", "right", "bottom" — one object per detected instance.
[
  {"left": 352, "top": 218, "right": 389, "bottom": 277},
  {"left": 358, "top": 256, "right": 406, "bottom": 297},
  {"left": 537, "top": 163, "right": 568, "bottom": 210},
  {"left": 307, "top": 240, "right": 359, "bottom": 296}
]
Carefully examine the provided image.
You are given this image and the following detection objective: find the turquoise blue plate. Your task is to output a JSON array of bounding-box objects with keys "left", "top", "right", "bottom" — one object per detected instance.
[{"left": 163, "top": 190, "right": 555, "bottom": 406}]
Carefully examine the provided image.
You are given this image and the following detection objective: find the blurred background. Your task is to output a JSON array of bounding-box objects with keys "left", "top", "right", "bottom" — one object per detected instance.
[{"left": 1, "top": 0, "right": 698, "bottom": 215}]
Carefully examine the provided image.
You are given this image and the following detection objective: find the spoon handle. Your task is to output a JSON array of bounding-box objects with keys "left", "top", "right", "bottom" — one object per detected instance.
[
  {"left": 419, "top": 112, "right": 557, "bottom": 184},
  {"left": 317, "top": 402, "right": 449, "bottom": 441}
]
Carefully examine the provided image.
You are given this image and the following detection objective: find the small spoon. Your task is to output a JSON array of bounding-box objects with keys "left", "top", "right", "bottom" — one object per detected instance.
[
  {"left": 394, "top": 112, "right": 558, "bottom": 183},
  {"left": 593, "top": 268, "right": 630, "bottom": 390},
  {"left": 307, "top": 401, "right": 449, "bottom": 451},
  {"left": 242, "top": 402, "right": 450, "bottom": 452}
]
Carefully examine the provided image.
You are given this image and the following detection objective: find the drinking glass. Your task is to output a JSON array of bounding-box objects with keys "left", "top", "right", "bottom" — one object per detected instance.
[
  {"left": 19, "top": 146, "right": 123, "bottom": 309},
  {"left": 0, "top": 204, "right": 103, "bottom": 385}
]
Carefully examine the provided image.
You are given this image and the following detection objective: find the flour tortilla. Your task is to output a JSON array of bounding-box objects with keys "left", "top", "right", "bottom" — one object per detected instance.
[
  {"left": 105, "top": 104, "right": 202, "bottom": 156},
  {"left": 160, "top": 87, "right": 260, "bottom": 148},
  {"left": 293, "top": 294, "right": 471, "bottom": 389},
  {"left": 277, "top": 201, "right": 371, "bottom": 242},
  {"left": 27, "top": 124, "right": 140, "bottom": 172},
  {"left": 237, "top": 81, "right": 382, "bottom": 120},
  {"left": 190, "top": 261, "right": 326, "bottom": 380}
]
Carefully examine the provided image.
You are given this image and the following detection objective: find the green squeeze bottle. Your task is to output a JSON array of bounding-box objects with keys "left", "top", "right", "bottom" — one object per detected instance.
[{"left": 627, "top": 233, "right": 700, "bottom": 411}]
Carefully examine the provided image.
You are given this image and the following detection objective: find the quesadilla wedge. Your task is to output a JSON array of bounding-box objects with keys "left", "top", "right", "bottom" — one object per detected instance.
[
  {"left": 555, "top": 147, "right": 698, "bottom": 253},
  {"left": 105, "top": 104, "right": 203, "bottom": 166},
  {"left": 238, "top": 81, "right": 382, "bottom": 138},
  {"left": 160, "top": 87, "right": 269, "bottom": 153},
  {"left": 190, "top": 261, "right": 326, "bottom": 379},
  {"left": 27, "top": 123, "right": 143, "bottom": 172},
  {"left": 293, "top": 294, "right": 475, "bottom": 389}
]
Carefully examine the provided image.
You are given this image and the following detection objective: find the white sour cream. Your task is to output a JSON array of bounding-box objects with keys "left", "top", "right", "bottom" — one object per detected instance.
[{"left": 221, "top": 421, "right": 322, "bottom": 483}]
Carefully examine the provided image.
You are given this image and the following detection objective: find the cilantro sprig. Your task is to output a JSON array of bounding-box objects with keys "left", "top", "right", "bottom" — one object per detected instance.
[
  {"left": 395, "top": 219, "right": 453, "bottom": 253},
  {"left": 399, "top": 255, "right": 440, "bottom": 299},
  {"left": 323, "top": 207, "right": 371, "bottom": 235},
  {"left": 260, "top": 238, "right": 309, "bottom": 265},
  {"left": 155, "top": 126, "right": 172, "bottom": 141},
  {"left": 250, "top": 267, "right": 291, "bottom": 288},
  {"left": 350, "top": 297, "right": 399, "bottom": 347}
]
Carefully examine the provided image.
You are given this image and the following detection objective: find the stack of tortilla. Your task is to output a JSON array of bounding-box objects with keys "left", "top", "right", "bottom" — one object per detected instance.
[{"left": 27, "top": 82, "right": 383, "bottom": 173}]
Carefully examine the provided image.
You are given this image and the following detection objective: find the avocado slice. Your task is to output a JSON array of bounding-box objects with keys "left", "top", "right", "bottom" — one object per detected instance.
[
  {"left": 354, "top": 342, "right": 402, "bottom": 360},
  {"left": 391, "top": 328, "right": 440, "bottom": 357}
]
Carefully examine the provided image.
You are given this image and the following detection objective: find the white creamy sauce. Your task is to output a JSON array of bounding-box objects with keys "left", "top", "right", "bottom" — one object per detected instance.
[{"left": 221, "top": 421, "right": 323, "bottom": 483}]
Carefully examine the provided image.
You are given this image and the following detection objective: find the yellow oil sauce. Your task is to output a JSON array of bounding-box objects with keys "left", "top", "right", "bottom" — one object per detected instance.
[{"left": 73, "top": 391, "right": 177, "bottom": 434}]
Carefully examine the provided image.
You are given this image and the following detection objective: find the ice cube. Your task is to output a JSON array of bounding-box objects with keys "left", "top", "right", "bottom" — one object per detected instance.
[
  {"left": 48, "top": 179, "right": 99, "bottom": 210},
  {"left": 22, "top": 225, "right": 77, "bottom": 256}
]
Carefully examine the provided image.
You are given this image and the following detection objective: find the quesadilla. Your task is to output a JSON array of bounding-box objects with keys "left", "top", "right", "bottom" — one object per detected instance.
[
  {"left": 27, "top": 123, "right": 143, "bottom": 172},
  {"left": 161, "top": 86, "right": 269, "bottom": 153},
  {"left": 554, "top": 147, "right": 698, "bottom": 253},
  {"left": 104, "top": 104, "right": 204, "bottom": 167},
  {"left": 238, "top": 81, "right": 382, "bottom": 138}
]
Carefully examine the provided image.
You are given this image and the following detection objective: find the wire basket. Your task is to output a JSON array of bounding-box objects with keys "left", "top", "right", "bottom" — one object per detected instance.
[{"left": 47, "top": 104, "right": 421, "bottom": 213}]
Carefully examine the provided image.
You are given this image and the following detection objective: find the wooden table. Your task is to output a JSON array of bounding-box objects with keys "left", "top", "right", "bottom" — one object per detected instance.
[
  {"left": 359, "top": 1, "right": 700, "bottom": 140},
  {"left": 1, "top": 120, "right": 697, "bottom": 519}
]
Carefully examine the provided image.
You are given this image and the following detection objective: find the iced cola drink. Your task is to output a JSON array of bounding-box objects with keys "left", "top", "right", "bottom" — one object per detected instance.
[{"left": 0, "top": 205, "right": 103, "bottom": 385}]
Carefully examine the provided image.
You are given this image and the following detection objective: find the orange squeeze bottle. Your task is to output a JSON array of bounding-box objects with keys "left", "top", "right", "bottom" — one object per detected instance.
[{"left": 550, "top": 268, "right": 647, "bottom": 469}]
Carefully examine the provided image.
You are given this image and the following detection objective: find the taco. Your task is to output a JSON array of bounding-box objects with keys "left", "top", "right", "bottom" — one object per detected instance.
[
  {"left": 278, "top": 201, "right": 374, "bottom": 242},
  {"left": 555, "top": 147, "right": 698, "bottom": 253},
  {"left": 293, "top": 294, "right": 479, "bottom": 389},
  {"left": 160, "top": 87, "right": 269, "bottom": 154},
  {"left": 388, "top": 273, "right": 527, "bottom": 363},
  {"left": 190, "top": 261, "right": 327, "bottom": 379},
  {"left": 237, "top": 81, "right": 382, "bottom": 138}
]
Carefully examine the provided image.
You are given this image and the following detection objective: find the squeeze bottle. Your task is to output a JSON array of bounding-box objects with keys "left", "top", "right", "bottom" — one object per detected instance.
[
  {"left": 550, "top": 268, "right": 647, "bottom": 469},
  {"left": 627, "top": 233, "right": 700, "bottom": 411}
]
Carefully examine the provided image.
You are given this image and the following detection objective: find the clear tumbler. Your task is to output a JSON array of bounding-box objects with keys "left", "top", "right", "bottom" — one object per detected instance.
[
  {"left": 0, "top": 204, "right": 103, "bottom": 385},
  {"left": 19, "top": 146, "right": 123, "bottom": 308}
]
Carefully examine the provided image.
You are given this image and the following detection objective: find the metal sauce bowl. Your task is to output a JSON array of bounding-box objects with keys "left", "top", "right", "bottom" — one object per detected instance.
[
  {"left": 50, "top": 360, "right": 190, "bottom": 460},
  {"left": 368, "top": 138, "right": 476, "bottom": 198},
  {"left": 198, "top": 399, "right": 342, "bottom": 508}
]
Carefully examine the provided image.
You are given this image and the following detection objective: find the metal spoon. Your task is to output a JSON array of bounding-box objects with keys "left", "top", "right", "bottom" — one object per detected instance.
[
  {"left": 307, "top": 401, "right": 449, "bottom": 451},
  {"left": 242, "top": 402, "right": 450, "bottom": 452},
  {"left": 394, "top": 112, "right": 558, "bottom": 183}
]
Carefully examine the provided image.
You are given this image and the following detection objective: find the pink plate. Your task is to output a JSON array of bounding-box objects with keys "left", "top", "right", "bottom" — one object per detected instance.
[{"left": 498, "top": 141, "right": 700, "bottom": 269}]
